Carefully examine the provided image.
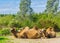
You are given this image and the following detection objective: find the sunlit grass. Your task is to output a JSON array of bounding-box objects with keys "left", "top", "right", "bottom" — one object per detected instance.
[{"left": 0, "top": 36, "right": 13, "bottom": 43}]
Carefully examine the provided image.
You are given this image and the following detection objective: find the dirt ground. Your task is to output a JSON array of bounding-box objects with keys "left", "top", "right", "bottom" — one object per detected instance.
[
  {"left": 8, "top": 36, "right": 60, "bottom": 43},
  {"left": 6, "top": 32, "right": 60, "bottom": 43},
  {"left": 10, "top": 38, "right": 60, "bottom": 43}
]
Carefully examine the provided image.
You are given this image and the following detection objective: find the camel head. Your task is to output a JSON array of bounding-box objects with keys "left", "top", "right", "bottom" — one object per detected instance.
[{"left": 11, "top": 27, "right": 18, "bottom": 38}]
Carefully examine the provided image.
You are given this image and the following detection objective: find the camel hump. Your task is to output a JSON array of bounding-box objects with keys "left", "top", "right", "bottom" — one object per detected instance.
[
  {"left": 19, "top": 26, "right": 29, "bottom": 36},
  {"left": 26, "top": 28, "right": 38, "bottom": 39}
]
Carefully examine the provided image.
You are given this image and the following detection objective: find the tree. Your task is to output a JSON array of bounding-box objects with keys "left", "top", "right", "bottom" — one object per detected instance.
[
  {"left": 53, "top": 0, "right": 59, "bottom": 13},
  {"left": 19, "top": 0, "right": 33, "bottom": 17},
  {"left": 45, "top": 0, "right": 59, "bottom": 14}
]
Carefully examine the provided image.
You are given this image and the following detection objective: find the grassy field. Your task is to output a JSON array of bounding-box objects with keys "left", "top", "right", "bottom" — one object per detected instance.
[{"left": 0, "top": 36, "right": 13, "bottom": 43}]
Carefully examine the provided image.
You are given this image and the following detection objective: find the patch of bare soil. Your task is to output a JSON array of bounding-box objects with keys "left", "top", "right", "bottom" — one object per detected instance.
[{"left": 8, "top": 36, "right": 60, "bottom": 43}]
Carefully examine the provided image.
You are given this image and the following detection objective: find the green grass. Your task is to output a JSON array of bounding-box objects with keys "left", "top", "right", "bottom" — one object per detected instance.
[
  {"left": 0, "top": 36, "right": 13, "bottom": 43},
  {"left": 0, "top": 36, "right": 8, "bottom": 43}
]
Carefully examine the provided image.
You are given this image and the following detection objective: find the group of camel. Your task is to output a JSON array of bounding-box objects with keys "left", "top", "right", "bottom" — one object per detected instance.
[{"left": 11, "top": 26, "right": 56, "bottom": 39}]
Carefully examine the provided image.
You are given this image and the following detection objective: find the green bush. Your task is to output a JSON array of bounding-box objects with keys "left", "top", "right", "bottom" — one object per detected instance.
[
  {"left": 37, "top": 19, "right": 55, "bottom": 28},
  {"left": 0, "top": 28, "right": 11, "bottom": 36},
  {"left": 0, "top": 15, "right": 15, "bottom": 27},
  {"left": 8, "top": 19, "right": 22, "bottom": 28},
  {"left": 0, "top": 13, "right": 60, "bottom": 31}
]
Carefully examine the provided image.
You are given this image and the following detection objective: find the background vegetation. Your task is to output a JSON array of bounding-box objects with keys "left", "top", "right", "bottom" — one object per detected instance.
[{"left": 0, "top": 0, "right": 60, "bottom": 35}]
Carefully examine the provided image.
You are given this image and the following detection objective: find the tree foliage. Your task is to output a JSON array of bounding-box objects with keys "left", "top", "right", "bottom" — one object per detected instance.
[
  {"left": 45, "top": 0, "right": 59, "bottom": 14},
  {"left": 19, "top": 0, "right": 33, "bottom": 16}
]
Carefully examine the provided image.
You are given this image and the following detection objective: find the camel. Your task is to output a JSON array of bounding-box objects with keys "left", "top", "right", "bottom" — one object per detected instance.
[
  {"left": 11, "top": 26, "right": 56, "bottom": 39},
  {"left": 46, "top": 27, "right": 56, "bottom": 38}
]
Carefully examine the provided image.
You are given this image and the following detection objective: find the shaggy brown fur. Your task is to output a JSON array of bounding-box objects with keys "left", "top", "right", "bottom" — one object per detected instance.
[
  {"left": 40, "top": 29, "right": 46, "bottom": 38},
  {"left": 11, "top": 27, "right": 29, "bottom": 38},
  {"left": 11, "top": 26, "right": 56, "bottom": 39},
  {"left": 46, "top": 27, "right": 56, "bottom": 38},
  {"left": 17, "top": 26, "right": 29, "bottom": 38},
  {"left": 25, "top": 26, "right": 42, "bottom": 39}
]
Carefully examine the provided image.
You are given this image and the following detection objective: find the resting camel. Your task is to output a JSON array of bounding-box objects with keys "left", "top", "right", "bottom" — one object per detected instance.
[
  {"left": 11, "top": 26, "right": 56, "bottom": 39},
  {"left": 46, "top": 27, "right": 56, "bottom": 38}
]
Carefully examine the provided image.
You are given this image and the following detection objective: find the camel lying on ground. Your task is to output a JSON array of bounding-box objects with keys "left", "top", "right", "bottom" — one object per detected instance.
[{"left": 11, "top": 26, "right": 56, "bottom": 39}]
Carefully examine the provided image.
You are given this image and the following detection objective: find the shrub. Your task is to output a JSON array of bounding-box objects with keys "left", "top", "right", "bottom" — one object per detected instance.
[
  {"left": 0, "top": 28, "right": 11, "bottom": 36},
  {"left": 8, "top": 19, "right": 22, "bottom": 28}
]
